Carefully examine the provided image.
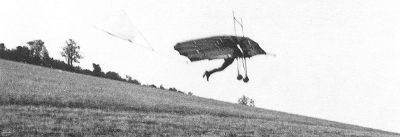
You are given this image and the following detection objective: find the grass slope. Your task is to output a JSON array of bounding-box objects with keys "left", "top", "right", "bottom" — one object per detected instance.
[{"left": 1, "top": 59, "right": 399, "bottom": 137}]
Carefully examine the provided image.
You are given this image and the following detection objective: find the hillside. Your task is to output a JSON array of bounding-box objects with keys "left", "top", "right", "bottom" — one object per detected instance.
[{"left": 1, "top": 59, "right": 399, "bottom": 136}]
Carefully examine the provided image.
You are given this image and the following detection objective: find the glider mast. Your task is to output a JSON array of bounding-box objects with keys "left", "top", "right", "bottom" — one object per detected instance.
[
  {"left": 233, "top": 11, "right": 276, "bottom": 58},
  {"left": 232, "top": 11, "right": 244, "bottom": 37}
]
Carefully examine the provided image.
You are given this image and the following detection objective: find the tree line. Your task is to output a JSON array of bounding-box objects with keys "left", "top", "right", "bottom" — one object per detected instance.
[{"left": 0, "top": 40, "right": 188, "bottom": 95}]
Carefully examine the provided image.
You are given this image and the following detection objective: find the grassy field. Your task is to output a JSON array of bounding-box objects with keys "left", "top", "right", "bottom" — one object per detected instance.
[{"left": 1, "top": 59, "right": 399, "bottom": 137}]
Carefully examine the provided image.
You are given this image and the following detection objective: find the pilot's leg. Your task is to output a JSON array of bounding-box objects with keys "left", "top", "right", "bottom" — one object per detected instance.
[
  {"left": 243, "top": 58, "right": 250, "bottom": 83},
  {"left": 236, "top": 58, "right": 243, "bottom": 80},
  {"left": 203, "top": 58, "right": 235, "bottom": 81}
]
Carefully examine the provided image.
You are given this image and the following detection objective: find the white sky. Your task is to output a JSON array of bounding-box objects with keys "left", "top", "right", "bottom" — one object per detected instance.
[{"left": 1, "top": 0, "right": 400, "bottom": 133}]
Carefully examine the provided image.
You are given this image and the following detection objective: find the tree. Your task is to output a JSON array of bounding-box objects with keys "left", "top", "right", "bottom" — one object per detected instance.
[
  {"left": 0, "top": 43, "right": 7, "bottom": 59},
  {"left": 27, "top": 40, "right": 48, "bottom": 58},
  {"left": 92, "top": 63, "right": 104, "bottom": 77},
  {"left": 61, "top": 39, "right": 82, "bottom": 67},
  {"left": 105, "top": 71, "right": 122, "bottom": 80},
  {"left": 12, "top": 46, "right": 32, "bottom": 62},
  {"left": 0, "top": 43, "right": 5, "bottom": 51},
  {"left": 42, "top": 51, "right": 51, "bottom": 67},
  {"left": 27, "top": 40, "right": 49, "bottom": 65},
  {"left": 53, "top": 59, "right": 71, "bottom": 71},
  {"left": 126, "top": 75, "right": 141, "bottom": 85}
]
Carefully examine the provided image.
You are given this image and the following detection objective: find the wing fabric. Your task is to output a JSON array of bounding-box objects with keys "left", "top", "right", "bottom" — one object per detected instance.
[
  {"left": 174, "top": 36, "right": 267, "bottom": 61},
  {"left": 174, "top": 36, "right": 238, "bottom": 62},
  {"left": 238, "top": 37, "right": 266, "bottom": 58}
]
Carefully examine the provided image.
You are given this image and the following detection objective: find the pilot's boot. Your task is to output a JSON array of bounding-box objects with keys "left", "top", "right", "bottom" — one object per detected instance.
[
  {"left": 203, "top": 71, "right": 211, "bottom": 81},
  {"left": 243, "top": 76, "right": 249, "bottom": 83},
  {"left": 237, "top": 74, "right": 243, "bottom": 80}
]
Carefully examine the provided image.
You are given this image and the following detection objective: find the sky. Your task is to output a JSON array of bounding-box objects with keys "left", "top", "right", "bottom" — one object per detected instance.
[{"left": 1, "top": 0, "right": 400, "bottom": 133}]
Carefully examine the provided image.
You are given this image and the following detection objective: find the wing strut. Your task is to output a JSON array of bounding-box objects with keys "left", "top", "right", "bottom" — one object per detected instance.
[{"left": 233, "top": 10, "right": 249, "bottom": 82}]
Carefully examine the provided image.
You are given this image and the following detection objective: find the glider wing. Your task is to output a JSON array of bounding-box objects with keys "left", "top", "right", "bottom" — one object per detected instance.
[
  {"left": 238, "top": 37, "right": 266, "bottom": 58},
  {"left": 174, "top": 36, "right": 238, "bottom": 62}
]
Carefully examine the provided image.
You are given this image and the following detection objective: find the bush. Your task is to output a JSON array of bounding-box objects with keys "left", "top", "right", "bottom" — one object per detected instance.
[
  {"left": 148, "top": 84, "right": 157, "bottom": 88},
  {"left": 126, "top": 75, "right": 141, "bottom": 85},
  {"left": 92, "top": 63, "right": 104, "bottom": 77},
  {"left": 105, "top": 71, "right": 122, "bottom": 80},
  {"left": 168, "top": 88, "right": 178, "bottom": 92},
  {"left": 238, "top": 95, "right": 255, "bottom": 107},
  {"left": 159, "top": 85, "right": 165, "bottom": 90}
]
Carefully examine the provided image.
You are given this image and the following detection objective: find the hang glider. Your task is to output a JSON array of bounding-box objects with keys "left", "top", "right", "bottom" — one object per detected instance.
[
  {"left": 174, "top": 36, "right": 265, "bottom": 62},
  {"left": 174, "top": 35, "right": 267, "bottom": 82},
  {"left": 175, "top": 11, "right": 274, "bottom": 83}
]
